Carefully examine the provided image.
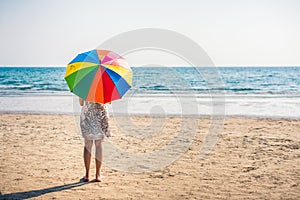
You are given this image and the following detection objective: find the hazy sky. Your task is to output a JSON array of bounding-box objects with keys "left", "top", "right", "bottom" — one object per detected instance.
[{"left": 0, "top": 0, "right": 299, "bottom": 66}]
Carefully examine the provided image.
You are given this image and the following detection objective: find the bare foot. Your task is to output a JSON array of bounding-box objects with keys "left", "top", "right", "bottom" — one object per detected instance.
[
  {"left": 95, "top": 175, "right": 104, "bottom": 182},
  {"left": 83, "top": 176, "right": 89, "bottom": 182}
]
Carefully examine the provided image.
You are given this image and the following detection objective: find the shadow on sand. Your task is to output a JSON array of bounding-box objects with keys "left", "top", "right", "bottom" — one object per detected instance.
[{"left": 0, "top": 179, "right": 91, "bottom": 199}]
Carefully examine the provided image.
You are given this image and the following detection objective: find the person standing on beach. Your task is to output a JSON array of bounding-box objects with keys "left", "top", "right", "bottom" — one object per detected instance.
[{"left": 79, "top": 97, "right": 110, "bottom": 182}]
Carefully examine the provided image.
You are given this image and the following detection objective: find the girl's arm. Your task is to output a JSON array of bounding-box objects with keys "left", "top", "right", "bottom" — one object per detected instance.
[{"left": 79, "top": 98, "right": 84, "bottom": 106}]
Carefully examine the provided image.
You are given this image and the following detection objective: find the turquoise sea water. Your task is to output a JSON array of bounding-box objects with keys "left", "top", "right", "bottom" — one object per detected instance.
[{"left": 0, "top": 67, "right": 299, "bottom": 96}]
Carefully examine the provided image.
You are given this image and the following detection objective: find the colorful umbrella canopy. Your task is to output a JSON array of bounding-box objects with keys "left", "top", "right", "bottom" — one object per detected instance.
[{"left": 64, "top": 49, "right": 132, "bottom": 104}]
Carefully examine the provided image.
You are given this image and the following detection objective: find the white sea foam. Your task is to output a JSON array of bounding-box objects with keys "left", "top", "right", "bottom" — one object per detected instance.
[{"left": 0, "top": 94, "right": 299, "bottom": 118}]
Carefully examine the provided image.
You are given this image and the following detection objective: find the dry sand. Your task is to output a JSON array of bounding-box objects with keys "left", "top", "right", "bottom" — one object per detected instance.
[{"left": 0, "top": 114, "right": 300, "bottom": 199}]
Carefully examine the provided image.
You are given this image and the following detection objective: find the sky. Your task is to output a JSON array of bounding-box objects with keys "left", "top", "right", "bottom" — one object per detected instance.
[{"left": 0, "top": 0, "right": 299, "bottom": 66}]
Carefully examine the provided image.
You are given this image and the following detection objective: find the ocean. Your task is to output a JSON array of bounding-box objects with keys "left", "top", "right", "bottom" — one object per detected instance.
[{"left": 0, "top": 67, "right": 300, "bottom": 118}]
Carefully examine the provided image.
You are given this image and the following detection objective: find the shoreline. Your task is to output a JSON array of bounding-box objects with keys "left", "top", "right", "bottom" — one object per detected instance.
[{"left": 1, "top": 95, "right": 300, "bottom": 119}]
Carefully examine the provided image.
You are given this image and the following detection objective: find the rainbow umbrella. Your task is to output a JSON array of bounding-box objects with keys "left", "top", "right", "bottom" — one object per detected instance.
[{"left": 64, "top": 49, "right": 132, "bottom": 104}]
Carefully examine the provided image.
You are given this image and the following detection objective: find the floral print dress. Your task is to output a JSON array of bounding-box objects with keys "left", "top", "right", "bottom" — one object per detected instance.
[{"left": 80, "top": 101, "right": 110, "bottom": 140}]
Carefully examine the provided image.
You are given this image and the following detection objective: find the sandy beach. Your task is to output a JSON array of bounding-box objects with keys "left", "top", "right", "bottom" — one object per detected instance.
[{"left": 0, "top": 113, "right": 299, "bottom": 199}]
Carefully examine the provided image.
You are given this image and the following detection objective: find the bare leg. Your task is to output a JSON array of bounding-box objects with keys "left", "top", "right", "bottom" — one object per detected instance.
[
  {"left": 83, "top": 139, "right": 93, "bottom": 181},
  {"left": 95, "top": 139, "right": 103, "bottom": 182}
]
